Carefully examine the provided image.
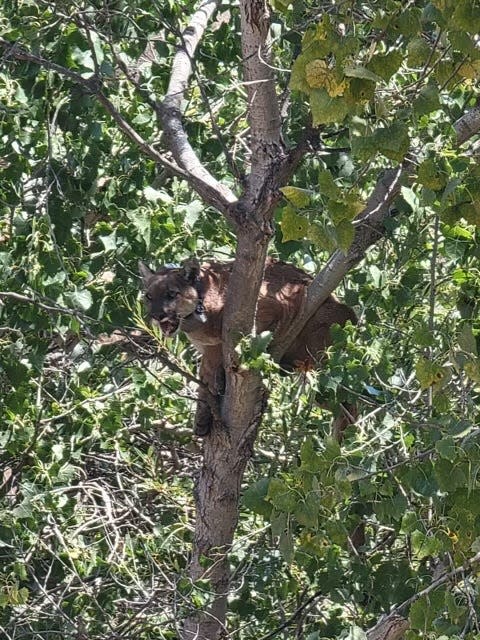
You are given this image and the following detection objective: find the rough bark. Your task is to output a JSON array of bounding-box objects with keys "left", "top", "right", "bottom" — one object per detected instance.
[
  {"left": 238, "top": 0, "right": 284, "bottom": 202},
  {"left": 182, "top": 369, "right": 266, "bottom": 640},
  {"left": 454, "top": 104, "right": 480, "bottom": 146},
  {"left": 182, "top": 1, "right": 282, "bottom": 636}
]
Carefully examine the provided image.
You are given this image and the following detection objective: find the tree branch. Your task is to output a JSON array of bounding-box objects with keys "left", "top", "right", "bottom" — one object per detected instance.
[
  {"left": 0, "top": 38, "right": 187, "bottom": 180},
  {"left": 367, "top": 615, "right": 410, "bottom": 640},
  {"left": 238, "top": 0, "right": 285, "bottom": 203},
  {"left": 454, "top": 104, "right": 480, "bottom": 146},
  {"left": 392, "top": 550, "right": 480, "bottom": 616},
  {"left": 271, "top": 165, "right": 406, "bottom": 360},
  {"left": 159, "top": 0, "right": 238, "bottom": 217},
  {"left": 271, "top": 95, "right": 480, "bottom": 362},
  {"left": 366, "top": 550, "right": 480, "bottom": 640}
]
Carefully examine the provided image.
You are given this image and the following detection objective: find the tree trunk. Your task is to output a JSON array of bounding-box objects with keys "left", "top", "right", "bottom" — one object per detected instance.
[{"left": 182, "top": 229, "right": 271, "bottom": 639}]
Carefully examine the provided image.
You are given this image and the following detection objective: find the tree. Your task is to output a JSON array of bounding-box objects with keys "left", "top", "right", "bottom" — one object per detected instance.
[{"left": 1, "top": 1, "right": 480, "bottom": 639}]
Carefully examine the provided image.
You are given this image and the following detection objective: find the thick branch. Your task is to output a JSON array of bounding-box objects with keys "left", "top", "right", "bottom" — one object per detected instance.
[
  {"left": 271, "top": 96, "right": 480, "bottom": 360},
  {"left": 159, "top": 0, "right": 238, "bottom": 216},
  {"left": 454, "top": 104, "right": 480, "bottom": 146},
  {"left": 239, "top": 0, "right": 284, "bottom": 202},
  {"left": 271, "top": 165, "right": 405, "bottom": 360},
  {"left": 367, "top": 616, "right": 409, "bottom": 640}
]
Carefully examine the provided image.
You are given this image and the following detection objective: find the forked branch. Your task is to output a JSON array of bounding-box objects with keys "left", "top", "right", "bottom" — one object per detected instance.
[{"left": 272, "top": 98, "right": 480, "bottom": 361}]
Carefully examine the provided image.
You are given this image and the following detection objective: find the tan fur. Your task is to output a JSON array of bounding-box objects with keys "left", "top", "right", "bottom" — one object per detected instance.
[{"left": 140, "top": 258, "right": 357, "bottom": 435}]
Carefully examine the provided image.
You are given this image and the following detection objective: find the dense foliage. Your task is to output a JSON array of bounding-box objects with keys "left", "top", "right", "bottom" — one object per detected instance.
[{"left": 1, "top": 0, "right": 480, "bottom": 638}]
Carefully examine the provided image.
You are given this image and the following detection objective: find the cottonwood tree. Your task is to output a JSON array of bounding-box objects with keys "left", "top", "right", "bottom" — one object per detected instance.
[{"left": 2, "top": 0, "right": 480, "bottom": 639}]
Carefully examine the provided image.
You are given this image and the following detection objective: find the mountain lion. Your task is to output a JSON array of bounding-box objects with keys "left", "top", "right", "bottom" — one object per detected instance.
[{"left": 139, "top": 258, "right": 357, "bottom": 436}]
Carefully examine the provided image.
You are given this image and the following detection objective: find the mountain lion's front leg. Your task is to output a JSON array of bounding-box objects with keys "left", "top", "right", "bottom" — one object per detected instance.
[{"left": 194, "top": 345, "right": 225, "bottom": 436}]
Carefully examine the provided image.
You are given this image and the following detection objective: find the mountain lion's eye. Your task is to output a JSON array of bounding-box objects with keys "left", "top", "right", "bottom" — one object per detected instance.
[{"left": 145, "top": 293, "right": 152, "bottom": 301}]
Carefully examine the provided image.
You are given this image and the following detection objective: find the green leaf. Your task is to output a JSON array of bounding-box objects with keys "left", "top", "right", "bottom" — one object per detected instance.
[
  {"left": 434, "top": 459, "right": 467, "bottom": 492},
  {"left": 464, "top": 360, "right": 480, "bottom": 383},
  {"left": 415, "top": 357, "right": 445, "bottom": 389},
  {"left": 445, "top": 590, "right": 467, "bottom": 623},
  {"left": 435, "top": 436, "right": 456, "bottom": 462},
  {"left": 309, "top": 222, "right": 338, "bottom": 252},
  {"left": 350, "top": 133, "right": 377, "bottom": 161},
  {"left": 271, "top": 510, "right": 287, "bottom": 538},
  {"left": 343, "top": 65, "right": 383, "bottom": 83},
  {"left": 452, "top": 1, "right": 480, "bottom": 32},
  {"left": 267, "top": 478, "right": 297, "bottom": 512},
  {"left": 99, "top": 232, "right": 117, "bottom": 252},
  {"left": 300, "top": 437, "right": 322, "bottom": 473},
  {"left": 368, "top": 50, "right": 403, "bottom": 81},
  {"left": 335, "top": 219, "right": 355, "bottom": 253},
  {"left": 294, "top": 494, "right": 320, "bottom": 528},
  {"left": 407, "top": 37, "right": 432, "bottom": 66},
  {"left": 401, "top": 510, "right": 420, "bottom": 534},
  {"left": 396, "top": 9, "right": 422, "bottom": 36},
  {"left": 346, "top": 78, "right": 376, "bottom": 103},
  {"left": 309, "top": 89, "right": 350, "bottom": 125},
  {"left": 413, "top": 83, "right": 441, "bottom": 116},
  {"left": 243, "top": 478, "right": 272, "bottom": 517},
  {"left": 183, "top": 200, "right": 203, "bottom": 228},
  {"left": 143, "top": 186, "right": 173, "bottom": 203},
  {"left": 280, "top": 186, "right": 312, "bottom": 208},
  {"left": 410, "top": 593, "right": 443, "bottom": 631},
  {"left": 374, "top": 123, "right": 410, "bottom": 162},
  {"left": 458, "top": 324, "right": 477, "bottom": 355},
  {"left": 271, "top": 0, "right": 290, "bottom": 13},
  {"left": 329, "top": 198, "right": 363, "bottom": 223},
  {"left": 280, "top": 206, "right": 310, "bottom": 242},
  {"left": 400, "top": 186, "right": 419, "bottom": 210},
  {"left": 418, "top": 157, "right": 447, "bottom": 191},
  {"left": 411, "top": 530, "right": 444, "bottom": 559},
  {"left": 126, "top": 209, "right": 151, "bottom": 249},
  {"left": 318, "top": 170, "right": 342, "bottom": 200},
  {"left": 69, "top": 288, "right": 93, "bottom": 311},
  {"left": 12, "top": 499, "right": 33, "bottom": 519},
  {"left": 279, "top": 528, "right": 294, "bottom": 563},
  {"left": 290, "top": 54, "right": 312, "bottom": 94}
]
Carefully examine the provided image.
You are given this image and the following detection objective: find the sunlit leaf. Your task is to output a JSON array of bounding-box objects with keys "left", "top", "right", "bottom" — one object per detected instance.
[
  {"left": 415, "top": 357, "right": 446, "bottom": 389},
  {"left": 281, "top": 186, "right": 313, "bottom": 208},
  {"left": 280, "top": 206, "right": 310, "bottom": 241}
]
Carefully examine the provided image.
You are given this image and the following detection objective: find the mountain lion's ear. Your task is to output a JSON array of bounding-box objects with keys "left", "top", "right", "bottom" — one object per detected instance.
[
  {"left": 138, "top": 261, "right": 155, "bottom": 284},
  {"left": 182, "top": 258, "right": 201, "bottom": 283}
]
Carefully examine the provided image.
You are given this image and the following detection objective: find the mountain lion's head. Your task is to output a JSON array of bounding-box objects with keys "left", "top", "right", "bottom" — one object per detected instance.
[{"left": 139, "top": 259, "right": 205, "bottom": 336}]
